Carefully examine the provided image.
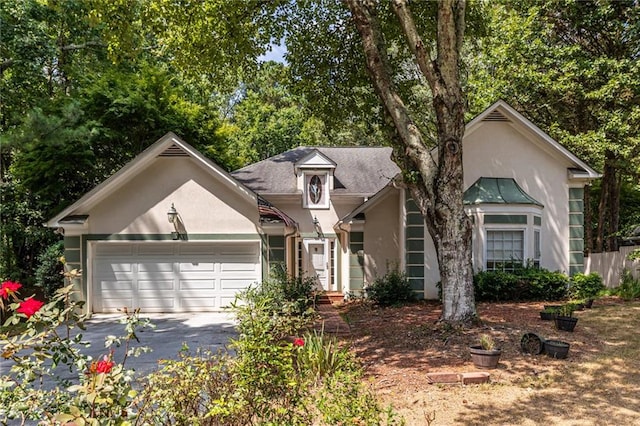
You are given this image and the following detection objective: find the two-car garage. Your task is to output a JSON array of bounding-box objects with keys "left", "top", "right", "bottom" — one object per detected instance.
[{"left": 91, "top": 242, "right": 261, "bottom": 313}]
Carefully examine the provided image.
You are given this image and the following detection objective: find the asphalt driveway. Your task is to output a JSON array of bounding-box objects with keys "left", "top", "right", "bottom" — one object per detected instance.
[
  {"left": 0, "top": 312, "right": 238, "bottom": 383},
  {"left": 78, "top": 312, "right": 238, "bottom": 378}
]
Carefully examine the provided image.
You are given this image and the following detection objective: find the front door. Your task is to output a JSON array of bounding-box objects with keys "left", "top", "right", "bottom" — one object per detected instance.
[{"left": 304, "top": 239, "right": 329, "bottom": 291}]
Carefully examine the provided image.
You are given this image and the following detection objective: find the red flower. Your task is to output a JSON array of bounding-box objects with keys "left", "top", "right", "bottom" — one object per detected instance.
[
  {"left": 0, "top": 281, "right": 21, "bottom": 299},
  {"left": 95, "top": 358, "right": 114, "bottom": 374},
  {"left": 16, "top": 298, "right": 44, "bottom": 318},
  {"left": 293, "top": 338, "right": 305, "bottom": 347},
  {"left": 88, "top": 356, "right": 115, "bottom": 374}
]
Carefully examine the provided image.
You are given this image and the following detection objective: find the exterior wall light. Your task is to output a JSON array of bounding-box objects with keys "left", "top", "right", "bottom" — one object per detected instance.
[{"left": 167, "top": 203, "right": 180, "bottom": 239}]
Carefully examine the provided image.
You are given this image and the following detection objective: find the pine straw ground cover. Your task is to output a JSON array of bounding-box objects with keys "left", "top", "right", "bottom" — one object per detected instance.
[{"left": 334, "top": 298, "right": 640, "bottom": 425}]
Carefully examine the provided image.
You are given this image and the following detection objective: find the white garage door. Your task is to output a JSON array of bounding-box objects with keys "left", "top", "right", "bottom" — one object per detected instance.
[{"left": 92, "top": 242, "right": 261, "bottom": 313}]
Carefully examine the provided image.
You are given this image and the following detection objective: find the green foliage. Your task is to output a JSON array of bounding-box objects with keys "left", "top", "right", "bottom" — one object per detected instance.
[
  {"left": 473, "top": 267, "right": 569, "bottom": 302},
  {"left": 365, "top": 268, "right": 416, "bottom": 307},
  {"left": 294, "top": 330, "right": 355, "bottom": 384},
  {"left": 0, "top": 266, "right": 153, "bottom": 424},
  {"left": 34, "top": 241, "right": 64, "bottom": 300},
  {"left": 135, "top": 280, "right": 402, "bottom": 425},
  {"left": 613, "top": 269, "right": 640, "bottom": 300},
  {"left": 569, "top": 272, "right": 605, "bottom": 300},
  {"left": 0, "top": 179, "right": 58, "bottom": 287},
  {"left": 259, "top": 268, "right": 316, "bottom": 317}
]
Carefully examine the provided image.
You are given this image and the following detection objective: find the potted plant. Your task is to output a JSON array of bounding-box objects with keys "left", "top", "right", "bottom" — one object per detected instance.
[
  {"left": 544, "top": 339, "right": 570, "bottom": 359},
  {"left": 539, "top": 306, "right": 560, "bottom": 321},
  {"left": 469, "top": 334, "right": 502, "bottom": 369},
  {"left": 569, "top": 272, "right": 605, "bottom": 308},
  {"left": 554, "top": 305, "right": 578, "bottom": 332}
]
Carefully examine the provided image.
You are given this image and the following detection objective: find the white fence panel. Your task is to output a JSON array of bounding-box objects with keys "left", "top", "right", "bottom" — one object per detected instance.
[{"left": 585, "top": 245, "right": 640, "bottom": 288}]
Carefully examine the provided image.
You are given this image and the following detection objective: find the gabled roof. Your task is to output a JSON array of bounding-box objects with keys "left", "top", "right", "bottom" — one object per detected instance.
[
  {"left": 464, "top": 177, "right": 543, "bottom": 207},
  {"left": 46, "top": 132, "right": 258, "bottom": 228},
  {"left": 232, "top": 146, "right": 400, "bottom": 196},
  {"left": 466, "top": 100, "right": 601, "bottom": 179}
]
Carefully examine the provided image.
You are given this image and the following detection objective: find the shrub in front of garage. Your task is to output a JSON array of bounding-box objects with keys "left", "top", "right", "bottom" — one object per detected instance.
[{"left": 134, "top": 274, "right": 402, "bottom": 425}]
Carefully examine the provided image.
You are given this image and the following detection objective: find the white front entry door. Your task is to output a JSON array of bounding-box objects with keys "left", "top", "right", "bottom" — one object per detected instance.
[{"left": 304, "top": 239, "right": 329, "bottom": 291}]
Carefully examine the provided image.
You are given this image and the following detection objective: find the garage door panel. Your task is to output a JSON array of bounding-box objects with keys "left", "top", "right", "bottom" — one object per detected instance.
[
  {"left": 181, "top": 297, "right": 217, "bottom": 310},
  {"left": 179, "top": 261, "right": 215, "bottom": 272},
  {"left": 137, "top": 298, "right": 176, "bottom": 311},
  {"left": 138, "top": 280, "right": 174, "bottom": 290},
  {"left": 101, "top": 297, "right": 134, "bottom": 310},
  {"left": 95, "top": 262, "right": 135, "bottom": 274},
  {"left": 97, "top": 280, "right": 134, "bottom": 291},
  {"left": 93, "top": 242, "right": 260, "bottom": 313},
  {"left": 138, "top": 262, "right": 174, "bottom": 273},
  {"left": 221, "top": 278, "right": 257, "bottom": 290},
  {"left": 179, "top": 279, "right": 216, "bottom": 290}
]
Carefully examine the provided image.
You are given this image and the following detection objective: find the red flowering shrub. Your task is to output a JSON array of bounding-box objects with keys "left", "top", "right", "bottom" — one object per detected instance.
[
  {"left": 293, "top": 338, "right": 305, "bottom": 347},
  {"left": 1, "top": 280, "right": 21, "bottom": 299},
  {"left": 16, "top": 298, "right": 45, "bottom": 318}
]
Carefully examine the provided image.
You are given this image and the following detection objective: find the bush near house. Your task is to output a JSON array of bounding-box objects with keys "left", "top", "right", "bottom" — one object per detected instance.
[
  {"left": 569, "top": 272, "right": 605, "bottom": 300},
  {"left": 134, "top": 274, "right": 402, "bottom": 425},
  {"left": 2, "top": 261, "right": 402, "bottom": 425},
  {"left": 365, "top": 268, "right": 415, "bottom": 307},
  {"left": 612, "top": 269, "right": 640, "bottom": 300},
  {"left": 474, "top": 266, "right": 568, "bottom": 302}
]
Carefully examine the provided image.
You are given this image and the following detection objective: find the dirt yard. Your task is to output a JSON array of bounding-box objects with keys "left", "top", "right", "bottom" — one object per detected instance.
[{"left": 335, "top": 298, "right": 640, "bottom": 425}]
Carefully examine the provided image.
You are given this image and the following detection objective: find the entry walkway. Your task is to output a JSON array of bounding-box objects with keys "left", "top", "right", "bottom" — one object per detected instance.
[{"left": 314, "top": 304, "right": 351, "bottom": 337}]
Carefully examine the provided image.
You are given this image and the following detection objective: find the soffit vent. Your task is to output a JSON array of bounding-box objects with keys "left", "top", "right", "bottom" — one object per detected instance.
[
  {"left": 158, "top": 144, "right": 189, "bottom": 157},
  {"left": 482, "top": 110, "right": 511, "bottom": 122}
]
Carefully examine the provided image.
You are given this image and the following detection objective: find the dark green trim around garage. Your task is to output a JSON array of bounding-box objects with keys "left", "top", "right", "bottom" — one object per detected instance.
[
  {"left": 349, "top": 232, "right": 365, "bottom": 294},
  {"left": 568, "top": 187, "right": 585, "bottom": 276},
  {"left": 267, "top": 235, "right": 286, "bottom": 277},
  {"left": 84, "top": 233, "right": 262, "bottom": 241},
  {"left": 484, "top": 214, "right": 527, "bottom": 224},
  {"left": 405, "top": 196, "right": 425, "bottom": 299}
]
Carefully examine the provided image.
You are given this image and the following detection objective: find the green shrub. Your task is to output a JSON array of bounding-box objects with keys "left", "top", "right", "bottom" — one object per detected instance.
[
  {"left": 613, "top": 269, "right": 640, "bottom": 300},
  {"left": 259, "top": 267, "right": 316, "bottom": 315},
  {"left": 135, "top": 280, "right": 403, "bottom": 425},
  {"left": 34, "top": 241, "right": 64, "bottom": 299},
  {"left": 473, "top": 267, "right": 568, "bottom": 302},
  {"left": 294, "top": 330, "right": 355, "bottom": 383},
  {"left": 365, "top": 268, "right": 415, "bottom": 307},
  {"left": 569, "top": 272, "right": 605, "bottom": 300}
]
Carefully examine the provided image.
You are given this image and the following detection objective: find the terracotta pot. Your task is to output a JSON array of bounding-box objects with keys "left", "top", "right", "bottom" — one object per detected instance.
[{"left": 469, "top": 346, "right": 502, "bottom": 369}]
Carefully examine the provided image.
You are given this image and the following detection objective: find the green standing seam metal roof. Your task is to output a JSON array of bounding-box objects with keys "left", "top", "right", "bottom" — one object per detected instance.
[{"left": 464, "top": 177, "right": 543, "bottom": 207}]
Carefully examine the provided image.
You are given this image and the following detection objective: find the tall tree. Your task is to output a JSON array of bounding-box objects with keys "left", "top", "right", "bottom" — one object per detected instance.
[
  {"left": 101, "top": 0, "right": 478, "bottom": 322},
  {"left": 468, "top": 0, "right": 640, "bottom": 252}
]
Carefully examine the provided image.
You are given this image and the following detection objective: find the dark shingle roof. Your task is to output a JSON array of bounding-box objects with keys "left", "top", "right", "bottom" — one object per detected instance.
[{"left": 231, "top": 147, "right": 399, "bottom": 196}]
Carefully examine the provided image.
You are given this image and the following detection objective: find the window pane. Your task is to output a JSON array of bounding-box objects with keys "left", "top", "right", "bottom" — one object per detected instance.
[{"left": 486, "top": 230, "right": 525, "bottom": 271}]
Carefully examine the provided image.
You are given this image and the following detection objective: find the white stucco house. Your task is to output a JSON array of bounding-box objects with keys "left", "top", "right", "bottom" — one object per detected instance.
[{"left": 47, "top": 100, "right": 600, "bottom": 313}]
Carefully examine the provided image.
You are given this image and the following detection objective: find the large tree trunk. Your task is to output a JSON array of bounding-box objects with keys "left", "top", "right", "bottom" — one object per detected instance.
[
  {"left": 345, "top": 0, "right": 476, "bottom": 323},
  {"left": 595, "top": 152, "right": 620, "bottom": 252}
]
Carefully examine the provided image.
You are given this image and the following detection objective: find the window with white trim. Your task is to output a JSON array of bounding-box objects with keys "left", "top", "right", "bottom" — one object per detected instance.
[
  {"left": 303, "top": 172, "right": 329, "bottom": 208},
  {"left": 533, "top": 229, "right": 541, "bottom": 268},
  {"left": 486, "top": 230, "right": 524, "bottom": 271}
]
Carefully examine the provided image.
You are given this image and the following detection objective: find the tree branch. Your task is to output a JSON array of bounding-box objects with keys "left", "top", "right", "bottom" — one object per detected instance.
[{"left": 60, "top": 41, "right": 106, "bottom": 51}]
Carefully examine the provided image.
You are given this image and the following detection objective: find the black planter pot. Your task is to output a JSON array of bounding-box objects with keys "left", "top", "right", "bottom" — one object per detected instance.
[
  {"left": 540, "top": 311, "right": 557, "bottom": 321},
  {"left": 545, "top": 340, "right": 570, "bottom": 359},
  {"left": 521, "top": 333, "right": 545, "bottom": 355},
  {"left": 469, "top": 346, "right": 502, "bottom": 369},
  {"left": 555, "top": 315, "right": 578, "bottom": 332}
]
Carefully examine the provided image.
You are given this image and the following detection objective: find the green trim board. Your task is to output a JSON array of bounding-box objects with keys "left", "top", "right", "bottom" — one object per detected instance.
[
  {"left": 405, "top": 196, "right": 425, "bottom": 299},
  {"left": 85, "top": 233, "right": 262, "bottom": 241},
  {"left": 484, "top": 214, "right": 527, "bottom": 224},
  {"left": 568, "top": 187, "right": 585, "bottom": 276},
  {"left": 267, "top": 235, "right": 286, "bottom": 276},
  {"left": 349, "top": 232, "right": 365, "bottom": 292}
]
